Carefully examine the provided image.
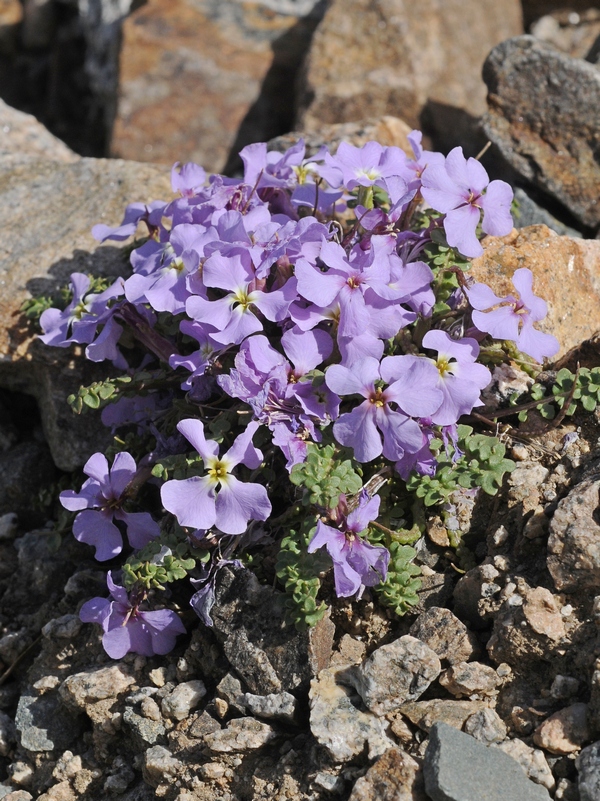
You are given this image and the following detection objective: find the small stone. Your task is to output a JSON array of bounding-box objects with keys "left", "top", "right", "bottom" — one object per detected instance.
[
  {"left": 410, "top": 608, "right": 477, "bottom": 664},
  {"left": 189, "top": 711, "right": 221, "bottom": 740},
  {"left": 555, "top": 778, "right": 580, "bottom": 801},
  {"left": 59, "top": 665, "right": 135, "bottom": 709},
  {"left": 140, "top": 697, "right": 162, "bottom": 722},
  {"left": 497, "top": 738, "right": 555, "bottom": 791},
  {"left": 313, "top": 772, "right": 345, "bottom": 793},
  {"left": 347, "top": 635, "right": 441, "bottom": 716},
  {"left": 32, "top": 676, "right": 60, "bottom": 694},
  {"left": 330, "top": 634, "right": 367, "bottom": 668},
  {"left": 399, "top": 699, "right": 489, "bottom": 732},
  {"left": 142, "top": 746, "right": 181, "bottom": 789},
  {"left": 215, "top": 673, "right": 246, "bottom": 714},
  {"left": 439, "top": 662, "right": 501, "bottom": 697},
  {"left": 522, "top": 587, "right": 566, "bottom": 642},
  {"left": 241, "top": 692, "right": 298, "bottom": 725},
  {"left": 4, "top": 793, "right": 33, "bottom": 801},
  {"left": 214, "top": 698, "right": 228, "bottom": 719},
  {"left": 41, "top": 615, "right": 82, "bottom": 642},
  {"left": 309, "top": 668, "right": 394, "bottom": 762},
  {"left": 348, "top": 747, "right": 426, "bottom": 801},
  {"left": 199, "top": 763, "right": 227, "bottom": 780},
  {"left": 7, "top": 762, "right": 33, "bottom": 787},
  {"left": 203, "top": 717, "right": 277, "bottom": 753},
  {"left": 577, "top": 741, "right": 600, "bottom": 801},
  {"left": 464, "top": 708, "right": 507, "bottom": 744},
  {"left": 161, "top": 680, "right": 206, "bottom": 721},
  {"left": 550, "top": 676, "right": 579, "bottom": 700},
  {"left": 148, "top": 668, "right": 167, "bottom": 688},
  {"left": 424, "top": 722, "right": 551, "bottom": 801},
  {"left": 122, "top": 706, "right": 166, "bottom": 748},
  {"left": 52, "top": 752, "right": 82, "bottom": 782},
  {"left": 533, "top": 703, "right": 591, "bottom": 754}
]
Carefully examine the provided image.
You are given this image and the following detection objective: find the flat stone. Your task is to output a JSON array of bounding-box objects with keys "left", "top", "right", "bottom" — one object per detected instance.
[
  {"left": 142, "top": 746, "right": 181, "bottom": 789},
  {"left": 348, "top": 747, "right": 427, "bottom": 801},
  {"left": 439, "top": 662, "right": 501, "bottom": 698},
  {"left": 577, "top": 740, "right": 600, "bottom": 801},
  {"left": 399, "top": 699, "right": 489, "bottom": 732},
  {"left": 59, "top": 665, "right": 135, "bottom": 709},
  {"left": 297, "top": 0, "right": 522, "bottom": 152},
  {"left": 410, "top": 608, "right": 477, "bottom": 665},
  {"left": 482, "top": 36, "right": 600, "bottom": 230},
  {"left": 533, "top": 703, "right": 590, "bottom": 754},
  {"left": 241, "top": 691, "right": 298, "bottom": 724},
  {"left": 464, "top": 708, "right": 507, "bottom": 744},
  {"left": 15, "top": 693, "right": 83, "bottom": 752},
  {"left": 424, "top": 722, "right": 551, "bottom": 801},
  {"left": 309, "top": 667, "right": 394, "bottom": 762},
  {"left": 0, "top": 99, "right": 78, "bottom": 166},
  {"left": 160, "top": 680, "right": 206, "bottom": 721},
  {"left": 122, "top": 706, "right": 166, "bottom": 747},
  {"left": 203, "top": 717, "right": 277, "bottom": 753},
  {"left": 497, "top": 738, "right": 555, "bottom": 791},
  {"left": 548, "top": 478, "right": 600, "bottom": 592}
]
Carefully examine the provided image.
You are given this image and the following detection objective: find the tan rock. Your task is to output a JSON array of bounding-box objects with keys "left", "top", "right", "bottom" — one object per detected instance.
[
  {"left": 348, "top": 747, "right": 427, "bottom": 801},
  {"left": 399, "top": 698, "right": 489, "bottom": 732},
  {"left": 439, "top": 661, "right": 501, "bottom": 697},
  {"left": 297, "top": 0, "right": 522, "bottom": 149},
  {"left": 0, "top": 99, "right": 77, "bottom": 166},
  {"left": 409, "top": 607, "right": 478, "bottom": 665},
  {"left": 522, "top": 587, "right": 566, "bottom": 642},
  {"left": 496, "top": 738, "right": 555, "bottom": 791},
  {"left": 470, "top": 225, "right": 600, "bottom": 360},
  {"left": 533, "top": 703, "right": 590, "bottom": 754},
  {"left": 111, "top": 0, "right": 322, "bottom": 171}
]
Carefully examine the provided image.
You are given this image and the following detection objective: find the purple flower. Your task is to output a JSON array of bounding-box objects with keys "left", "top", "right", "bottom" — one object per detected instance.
[
  {"left": 319, "top": 141, "right": 409, "bottom": 197},
  {"left": 80, "top": 572, "right": 186, "bottom": 658},
  {"left": 307, "top": 492, "right": 389, "bottom": 598},
  {"left": 161, "top": 419, "right": 271, "bottom": 534},
  {"left": 467, "top": 268, "right": 559, "bottom": 363},
  {"left": 60, "top": 452, "right": 160, "bottom": 561},
  {"left": 325, "top": 356, "right": 443, "bottom": 462},
  {"left": 421, "top": 147, "right": 513, "bottom": 258},
  {"left": 92, "top": 201, "right": 166, "bottom": 242}
]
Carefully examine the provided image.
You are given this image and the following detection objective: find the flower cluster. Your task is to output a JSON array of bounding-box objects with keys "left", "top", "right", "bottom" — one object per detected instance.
[{"left": 37, "top": 134, "right": 560, "bottom": 657}]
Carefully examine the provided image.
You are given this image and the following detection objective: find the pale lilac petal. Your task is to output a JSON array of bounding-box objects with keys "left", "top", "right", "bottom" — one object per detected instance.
[
  {"left": 444, "top": 147, "right": 471, "bottom": 190},
  {"left": 472, "top": 307, "right": 520, "bottom": 341},
  {"left": 186, "top": 295, "right": 233, "bottom": 330},
  {"left": 422, "top": 330, "right": 479, "bottom": 363},
  {"left": 480, "top": 180, "right": 513, "bottom": 236},
  {"left": 59, "top": 482, "right": 99, "bottom": 511},
  {"left": 511, "top": 268, "right": 548, "bottom": 321},
  {"left": 338, "top": 333, "right": 384, "bottom": 366},
  {"left": 213, "top": 304, "right": 263, "bottom": 346},
  {"left": 376, "top": 408, "right": 424, "bottom": 460},
  {"left": 107, "top": 572, "right": 130, "bottom": 604},
  {"left": 109, "top": 451, "right": 137, "bottom": 498},
  {"left": 83, "top": 453, "right": 110, "bottom": 487},
  {"left": 102, "top": 626, "right": 135, "bottom": 659},
  {"left": 331, "top": 559, "right": 362, "bottom": 597},
  {"left": 177, "top": 419, "right": 219, "bottom": 462},
  {"left": 347, "top": 494, "right": 380, "bottom": 534},
  {"left": 295, "top": 259, "right": 345, "bottom": 306},
  {"left": 215, "top": 475, "right": 271, "bottom": 534},
  {"left": 281, "top": 327, "right": 333, "bottom": 373},
  {"left": 465, "top": 156, "right": 489, "bottom": 194},
  {"left": 430, "top": 375, "right": 485, "bottom": 426},
  {"left": 161, "top": 476, "right": 217, "bottom": 530},
  {"left": 421, "top": 163, "right": 466, "bottom": 211},
  {"left": 517, "top": 320, "right": 559, "bottom": 363},
  {"left": 73, "top": 509, "right": 123, "bottom": 561},
  {"left": 467, "top": 282, "right": 506, "bottom": 310},
  {"left": 444, "top": 204, "right": 482, "bottom": 258},
  {"left": 79, "top": 597, "right": 110, "bottom": 624},
  {"left": 333, "top": 403, "right": 382, "bottom": 463},
  {"left": 307, "top": 521, "right": 345, "bottom": 559},
  {"left": 225, "top": 420, "right": 262, "bottom": 469},
  {"left": 382, "top": 356, "right": 443, "bottom": 417},
  {"left": 346, "top": 539, "right": 389, "bottom": 587},
  {"left": 326, "top": 358, "right": 380, "bottom": 396},
  {"left": 116, "top": 511, "right": 160, "bottom": 549}
]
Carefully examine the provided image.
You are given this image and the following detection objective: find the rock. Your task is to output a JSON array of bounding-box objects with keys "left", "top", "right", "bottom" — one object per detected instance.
[
  {"left": 188, "top": 711, "right": 221, "bottom": 740},
  {"left": 140, "top": 697, "right": 161, "bottom": 721},
  {"left": 398, "top": 699, "right": 489, "bottom": 732},
  {"left": 142, "top": 746, "right": 181, "bottom": 789},
  {"left": 522, "top": 587, "right": 566, "bottom": 642},
  {"left": 215, "top": 673, "right": 246, "bottom": 715},
  {"left": 122, "top": 706, "right": 166, "bottom": 748},
  {"left": 0, "top": 99, "right": 78, "bottom": 166},
  {"left": 111, "top": 0, "right": 326, "bottom": 171},
  {"left": 513, "top": 188, "right": 582, "bottom": 238},
  {"left": 0, "top": 156, "right": 171, "bottom": 470},
  {"left": 15, "top": 692, "right": 83, "bottom": 752},
  {"left": 160, "top": 680, "right": 206, "bottom": 721},
  {"left": 59, "top": 665, "right": 135, "bottom": 709},
  {"left": 347, "top": 635, "right": 441, "bottom": 716},
  {"left": 241, "top": 691, "right": 298, "bottom": 724},
  {"left": 533, "top": 703, "right": 591, "bottom": 754},
  {"left": 307, "top": 608, "right": 335, "bottom": 676},
  {"left": 453, "top": 563, "right": 501, "bottom": 628},
  {"left": 497, "top": 738, "right": 555, "bottom": 791},
  {"left": 577, "top": 740, "right": 600, "bottom": 801},
  {"left": 482, "top": 36, "right": 600, "bottom": 231},
  {"left": 211, "top": 567, "right": 312, "bottom": 693},
  {"left": 471, "top": 227, "right": 600, "bottom": 360},
  {"left": 203, "top": 717, "right": 277, "bottom": 753},
  {"left": 297, "top": 0, "right": 522, "bottom": 152},
  {"left": 439, "top": 662, "right": 502, "bottom": 697},
  {"left": 0, "top": 514, "right": 17, "bottom": 542},
  {"left": 409, "top": 608, "right": 477, "bottom": 665},
  {"left": 551, "top": 675, "right": 580, "bottom": 701},
  {"left": 41, "top": 615, "right": 83, "bottom": 643},
  {"left": 464, "top": 708, "right": 507, "bottom": 744},
  {"left": 347, "top": 747, "right": 427, "bottom": 801},
  {"left": 531, "top": 9, "right": 600, "bottom": 61},
  {"left": 309, "top": 667, "right": 394, "bottom": 762},
  {"left": 424, "top": 722, "right": 551, "bottom": 801}
]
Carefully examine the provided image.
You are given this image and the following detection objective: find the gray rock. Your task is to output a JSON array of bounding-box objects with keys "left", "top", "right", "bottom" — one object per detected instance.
[
  {"left": 122, "top": 706, "right": 166, "bottom": 748},
  {"left": 0, "top": 98, "right": 78, "bottom": 166},
  {"left": 203, "top": 717, "right": 277, "bottom": 753},
  {"left": 410, "top": 607, "right": 478, "bottom": 664},
  {"left": 189, "top": 711, "right": 221, "bottom": 740},
  {"left": 241, "top": 691, "right": 298, "bottom": 724},
  {"left": 577, "top": 741, "right": 600, "bottom": 801},
  {"left": 548, "top": 477, "right": 600, "bottom": 592},
  {"left": 41, "top": 614, "right": 82, "bottom": 642},
  {"left": 142, "top": 745, "right": 181, "bottom": 789},
  {"left": 513, "top": 188, "right": 582, "bottom": 238},
  {"left": 15, "top": 692, "right": 83, "bottom": 752},
  {"left": 160, "top": 680, "right": 206, "bottom": 721},
  {"left": 310, "top": 667, "right": 395, "bottom": 762},
  {"left": 424, "top": 723, "right": 551, "bottom": 801},
  {"left": 464, "top": 708, "right": 507, "bottom": 744},
  {"left": 347, "top": 635, "right": 441, "bottom": 716},
  {"left": 215, "top": 673, "right": 247, "bottom": 715},
  {"left": 482, "top": 36, "right": 600, "bottom": 231}
]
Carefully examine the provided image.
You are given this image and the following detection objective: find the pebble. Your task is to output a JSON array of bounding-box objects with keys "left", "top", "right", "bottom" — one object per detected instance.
[
  {"left": 122, "top": 706, "right": 166, "bottom": 747},
  {"left": 424, "top": 722, "right": 551, "bottom": 801},
  {"left": 241, "top": 691, "right": 298, "bottom": 724},
  {"left": 40, "top": 615, "right": 82, "bottom": 642},
  {"left": 140, "top": 697, "right": 162, "bottom": 721},
  {"left": 439, "top": 661, "right": 501, "bottom": 697},
  {"left": 189, "top": 711, "right": 221, "bottom": 740},
  {"left": 7, "top": 762, "right": 33, "bottom": 788},
  {"left": 309, "top": 668, "right": 394, "bottom": 762},
  {"left": 410, "top": 607, "right": 478, "bottom": 664},
  {"left": 148, "top": 668, "right": 167, "bottom": 688},
  {"left": 203, "top": 717, "right": 277, "bottom": 753},
  {"left": 161, "top": 680, "right": 207, "bottom": 721},
  {"left": 399, "top": 699, "right": 489, "bottom": 732},
  {"left": 522, "top": 587, "right": 566, "bottom": 642},
  {"left": 59, "top": 665, "right": 135, "bottom": 708},
  {"left": 464, "top": 708, "right": 507, "bottom": 744},
  {"left": 497, "top": 738, "right": 555, "bottom": 791},
  {"left": 216, "top": 673, "right": 246, "bottom": 714},
  {"left": 142, "top": 746, "right": 182, "bottom": 789},
  {"left": 347, "top": 635, "right": 441, "bottom": 716},
  {"left": 533, "top": 703, "right": 590, "bottom": 754},
  {"left": 347, "top": 747, "right": 425, "bottom": 801},
  {"left": 550, "top": 676, "right": 579, "bottom": 700},
  {"left": 576, "top": 741, "right": 600, "bottom": 801}
]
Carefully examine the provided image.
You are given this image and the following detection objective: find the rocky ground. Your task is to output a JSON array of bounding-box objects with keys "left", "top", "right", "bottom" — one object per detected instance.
[{"left": 1, "top": 3, "right": 600, "bottom": 800}]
